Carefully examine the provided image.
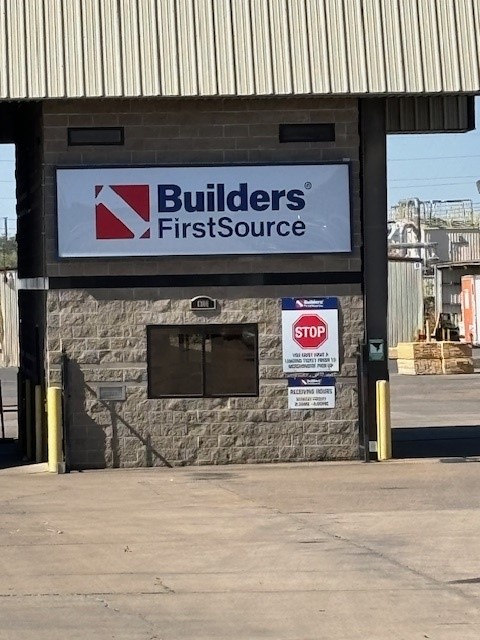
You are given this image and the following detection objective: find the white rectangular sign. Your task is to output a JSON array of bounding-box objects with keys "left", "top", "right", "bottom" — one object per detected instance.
[
  {"left": 287, "top": 377, "right": 336, "bottom": 409},
  {"left": 282, "top": 298, "right": 340, "bottom": 373},
  {"left": 56, "top": 164, "right": 351, "bottom": 257}
]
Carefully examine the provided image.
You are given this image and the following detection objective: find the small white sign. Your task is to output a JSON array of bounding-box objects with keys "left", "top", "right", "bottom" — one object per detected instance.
[
  {"left": 282, "top": 298, "right": 340, "bottom": 373},
  {"left": 287, "top": 377, "right": 336, "bottom": 409}
]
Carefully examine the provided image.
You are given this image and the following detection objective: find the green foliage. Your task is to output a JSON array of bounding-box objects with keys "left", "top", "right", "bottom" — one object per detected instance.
[{"left": 0, "top": 235, "right": 17, "bottom": 269}]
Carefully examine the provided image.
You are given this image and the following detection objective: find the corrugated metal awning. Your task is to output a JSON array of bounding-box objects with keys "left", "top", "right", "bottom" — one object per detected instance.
[{"left": 1, "top": 0, "right": 479, "bottom": 100}]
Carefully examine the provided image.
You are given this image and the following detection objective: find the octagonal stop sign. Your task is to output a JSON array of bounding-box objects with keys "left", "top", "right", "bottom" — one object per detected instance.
[{"left": 293, "top": 314, "right": 328, "bottom": 349}]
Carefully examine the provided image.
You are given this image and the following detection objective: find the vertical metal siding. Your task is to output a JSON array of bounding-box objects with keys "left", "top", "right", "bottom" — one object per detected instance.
[
  {"left": 325, "top": 0, "right": 349, "bottom": 94},
  {"left": 0, "top": 271, "right": 19, "bottom": 368},
  {"left": 44, "top": 0, "right": 66, "bottom": 98},
  {"left": 6, "top": 0, "right": 27, "bottom": 98},
  {"left": 212, "top": 0, "right": 236, "bottom": 95},
  {"left": 100, "top": 0, "right": 123, "bottom": 97},
  {"left": 344, "top": 0, "right": 368, "bottom": 93},
  {"left": 418, "top": 0, "right": 442, "bottom": 93},
  {"left": 25, "top": 0, "right": 47, "bottom": 97},
  {"left": 0, "top": 0, "right": 479, "bottom": 99},
  {"left": 448, "top": 230, "right": 480, "bottom": 263},
  {"left": 388, "top": 260, "right": 423, "bottom": 347},
  {"left": 362, "top": 0, "right": 387, "bottom": 93},
  {"left": 269, "top": 0, "right": 292, "bottom": 95},
  {"left": 63, "top": 0, "right": 85, "bottom": 98},
  {"left": 250, "top": 0, "right": 274, "bottom": 95},
  {"left": 157, "top": 0, "right": 180, "bottom": 96},
  {"left": 176, "top": 0, "right": 199, "bottom": 96},
  {"left": 288, "top": 0, "right": 311, "bottom": 95},
  {"left": 231, "top": 0, "right": 255, "bottom": 96},
  {"left": 0, "top": 1, "right": 8, "bottom": 98},
  {"left": 82, "top": 0, "right": 103, "bottom": 97},
  {"left": 437, "top": 0, "right": 461, "bottom": 92},
  {"left": 399, "top": 0, "right": 424, "bottom": 92},
  {"left": 306, "top": 0, "right": 331, "bottom": 94},
  {"left": 138, "top": 0, "right": 161, "bottom": 97},
  {"left": 194, "top": 0, "right": 218, "bottom": 96},
  {"left": 386, "top": 96, "right": 475, "bottom": 133},
  {"left": 120, "top": 0, "right": 142, "bottom": 97}
]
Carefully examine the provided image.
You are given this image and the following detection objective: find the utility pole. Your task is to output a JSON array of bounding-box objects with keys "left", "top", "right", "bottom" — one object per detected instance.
[{"left": 2, "top": 216, "right": 7, "bottom": 275}]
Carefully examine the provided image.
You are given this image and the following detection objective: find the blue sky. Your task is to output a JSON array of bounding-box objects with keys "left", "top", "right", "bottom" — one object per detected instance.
[
  {"left": 0, "top": 97, "right": 479, "bottom": 235},
  {"left": 387, "top": 96, "right": 480, "bottom": 208}
]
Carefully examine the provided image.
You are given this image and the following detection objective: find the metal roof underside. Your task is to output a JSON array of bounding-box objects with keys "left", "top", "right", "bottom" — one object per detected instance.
[{"left": 1, "top": 0, "right": 479, "bottom": 100}]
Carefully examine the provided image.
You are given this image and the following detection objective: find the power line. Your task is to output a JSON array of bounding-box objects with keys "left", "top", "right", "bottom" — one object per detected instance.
[
  {"left": 390, "top": 175, "right": 480, "bottom": 182},
  {"left": 389, "top": 182, "right": 477, "bottom": 188},
  {"left": 389, "top": 154, "right": 480, "bottom": 162}
]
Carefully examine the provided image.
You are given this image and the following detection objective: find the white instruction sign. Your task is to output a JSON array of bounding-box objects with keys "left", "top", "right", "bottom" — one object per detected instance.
[
  {"left": 287, "top": 377, "right": 336, "bottom": 409},
  {"left": 282, "top": 298, "right": 339, "bottom": 373}
]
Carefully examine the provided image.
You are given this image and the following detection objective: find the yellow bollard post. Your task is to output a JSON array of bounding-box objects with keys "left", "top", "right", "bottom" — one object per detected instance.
[
  {"left": 47, "top": 387, "right": 63, "bottom": 473},
  {"left": 25, "top": 379, "right": 33, "bottom": 460},
  {"left": 376, "top": 380, "right": 392, "bottom": 460},
  {"left": 35, "top": 385, "right": 43, "bottom": 463}
]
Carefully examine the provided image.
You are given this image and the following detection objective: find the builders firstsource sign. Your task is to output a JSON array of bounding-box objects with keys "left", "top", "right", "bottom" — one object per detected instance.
[{"left": 56, "top": 164, "right": 351, "bottom": 257}]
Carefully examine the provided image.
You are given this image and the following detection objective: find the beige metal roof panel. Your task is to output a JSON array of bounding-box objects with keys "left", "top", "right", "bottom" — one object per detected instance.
[
  {"left": 306, "top": 0, "right": 331, "bottom": 94},
  {"left": 212, "top": 0, "right": 236, "bottom": 95},
  {"left": 344, "top": 0, "right": 368, "bottom": 93},
  {"left": 250, "top": 0, "right": 274, "bottom": 95},
  {"left": 138, "top": 0, "right": 161, "bottom": 97},
  {"left": 417, "top": 0, "right": 442, "bottom": 93},
  {"left": 120, "top": 0, "right": 142, "bottom": 97},
  {"left": 194, "top": 0, "right": 218, "bottom": 96},
  {"left": 362, "top": 0, "right": 386, "bottom": 94},
  {"left": 1, "top": 0, "right": 480, "bottom": 100},
  {"left": 44, "top": 0, "right": 65, "bottom": 98},
  {"left": 82, "top": 0, "right": 103, "bottom": 98},
  {"left": 100, "top": 0, "right": 123, "bottom": 97},
  {"left": 6, "top": 0, "right": 27, "bottom": 98},
  {"left": 288, "top": 0, "right": 311, "bottom": 94},
  {"left": 63, "top": 0, "right": 86, "bottom": 98},
  {"left": 231, "top": 0, "right": 255, "bottom": 95},
  {"left": 157, "top": 0, "right": 179, "bottom": 96},
  {"left": 25, "top": 0, "right": 47, "bottom": 98},
  {"left": 269, "top": 0, "right": 293, "bottom": 95}
]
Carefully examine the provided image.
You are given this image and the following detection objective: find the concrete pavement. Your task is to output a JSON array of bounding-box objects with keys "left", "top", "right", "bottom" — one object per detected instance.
[
  {"left": 1, "top": 461, "right": 480, "bottom": 639},
  {"left": 391, "top": 371, "right": 480, "bottom": 428}
]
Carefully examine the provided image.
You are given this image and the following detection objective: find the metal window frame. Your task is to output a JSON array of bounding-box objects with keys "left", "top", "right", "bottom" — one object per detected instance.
[{"left": 147, "top": 323, "right": 259, "bottom": 399}]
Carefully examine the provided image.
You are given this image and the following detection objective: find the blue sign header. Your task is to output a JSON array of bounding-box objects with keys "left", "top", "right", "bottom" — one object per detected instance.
[
  {"left": 288, "top": 376, "right": 336, "bottom": 387},
  {"left": 282, "top": 297, "right": 338, "bottom": 311}
]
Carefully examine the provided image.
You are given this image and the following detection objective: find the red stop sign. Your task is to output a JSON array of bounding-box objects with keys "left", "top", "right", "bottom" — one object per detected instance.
[{"left": 293, "top": 314, "right": 328, "bottom": 349}]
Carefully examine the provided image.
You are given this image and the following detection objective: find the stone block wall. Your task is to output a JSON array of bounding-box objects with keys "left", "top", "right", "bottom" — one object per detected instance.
[{"left": 48, "top": 285, "right": 362, "bottom": 468}]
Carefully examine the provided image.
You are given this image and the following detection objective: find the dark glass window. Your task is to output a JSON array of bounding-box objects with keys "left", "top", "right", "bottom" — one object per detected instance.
[
  {"left": 67, "top": 127, "right": 124, "bottom": 146},
  {"left": 147, "top": 324, "right": 258, "bottom": 398}
]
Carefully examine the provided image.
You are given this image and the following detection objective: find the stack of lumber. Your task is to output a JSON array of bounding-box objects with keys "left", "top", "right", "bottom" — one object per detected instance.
[
  {"left": 397, "top": 341, "right": 473, "bottom": 375},
  {"left": 397, "top": 342, "right": 442, "bottom": 375},
  {"left": 388, "top": 346, "right": 398, "bottom": 360},
  {"left": 440, "top": 342, "right": 474, "bottom": 374}
]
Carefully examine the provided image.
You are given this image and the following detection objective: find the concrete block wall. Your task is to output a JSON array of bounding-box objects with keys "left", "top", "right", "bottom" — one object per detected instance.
[
  {"left": 47, "top": 285, "right": 362, "bottom": 468},
  {"left": 41, "top": 97, "right": 363, "bottom": 468}
]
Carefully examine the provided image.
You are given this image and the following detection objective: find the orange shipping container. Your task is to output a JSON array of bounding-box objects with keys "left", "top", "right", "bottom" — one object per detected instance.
[{"left": 461, "top": 275, "right": 480, "bottom": 345}]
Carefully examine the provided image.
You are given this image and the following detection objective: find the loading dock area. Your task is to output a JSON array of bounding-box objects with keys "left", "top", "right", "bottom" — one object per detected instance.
[{"left": 391, "top": 370, "right": 480, "bottom": 458}]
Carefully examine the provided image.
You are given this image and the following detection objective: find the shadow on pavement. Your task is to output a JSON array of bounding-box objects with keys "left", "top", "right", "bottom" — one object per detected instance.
[
  {"left": 0, "top": 439, "right": 27, "bottom": 470},
  {"left": 393, "top": 425, "right": 480, "bottom": 458}
]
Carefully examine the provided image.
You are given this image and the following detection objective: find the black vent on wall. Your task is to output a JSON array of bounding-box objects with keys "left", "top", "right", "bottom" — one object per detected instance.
[
  {"left": 67, "top": 127, "right": 124, "bottom": 146},
  {"left": 279, "top": 123, "right": 335, "bottom": 143}
]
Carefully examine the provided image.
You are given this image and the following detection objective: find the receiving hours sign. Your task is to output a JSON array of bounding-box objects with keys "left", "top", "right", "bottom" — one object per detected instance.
[
  {"left": 281, "top": 298, "right": 339, "bottom": 373},
  {"left": 288, "top": 377, "right": 336, "bottom": 409}
]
